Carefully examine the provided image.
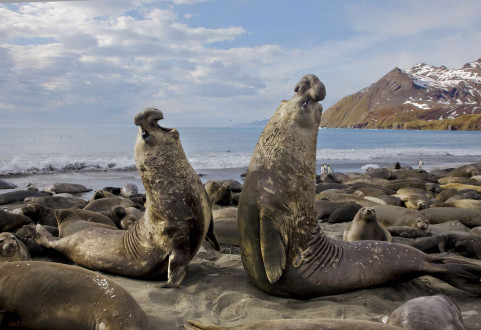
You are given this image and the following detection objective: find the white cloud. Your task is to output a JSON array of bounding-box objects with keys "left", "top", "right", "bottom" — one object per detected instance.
[{"left": 0, "top": 0, "right": 480, "bottom": 126}]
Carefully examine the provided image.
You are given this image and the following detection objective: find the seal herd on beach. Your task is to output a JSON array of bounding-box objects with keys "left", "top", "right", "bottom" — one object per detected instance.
[{"left": 0, "top": 75, "right": 480, "bottom": 329}]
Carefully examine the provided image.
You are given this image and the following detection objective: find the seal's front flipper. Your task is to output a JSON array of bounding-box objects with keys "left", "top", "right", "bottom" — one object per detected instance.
[
  {"left": 205, "top": 215, "right": 220, "bottom": 251},
  {"left": 260, "top": 212, "right": 286, "bottom": 283},
  {"left": 164, "top": 248, "right": 189, "bottom": 287},
  {"left": 31, "top": 224, "right": 58, "bottom": 248}
]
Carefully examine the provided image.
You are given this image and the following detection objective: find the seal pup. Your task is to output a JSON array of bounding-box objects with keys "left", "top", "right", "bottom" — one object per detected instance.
[
  {"left": 384, "top": 294, "right": 464, "bottom": 330},
  {"left": 0, "top": 232, "right": 30, "bottom": 261},
  {"left": 237, "top": 74, "right": 481, "bottom": 298},
  {"left": 32, "top": 108, "right": 219, "bottom": 286},
  {"left": 0, "top": 261, "right": 148, "bottom": 329},
  {"left": 343, "top": 207, "right": 392, "bottom": 242}
]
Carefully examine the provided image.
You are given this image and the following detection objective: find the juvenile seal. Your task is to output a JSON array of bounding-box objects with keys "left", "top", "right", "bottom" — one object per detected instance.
[
  {"left": 33, "top": 108, "right": 219, "bottom": 286},
  {"left": 343, "top": 208, "right": 392, "bottom": 242},
  {"left": 0, "top": 261, "right": 148, "bottom": 329},
  {"left": 410, "top": 233, "right": 481, "bottom": 259},
  {"left": 43, "top": 183, "right": 91, "bottom": 194},
  {"left": 121, "top": 183, "right": 139, "bottom": 198},
  {"left": 237, "top": 74, "right": 481, "bottom": 298},
  {"left": 0, "top": 232, "right": 30, "bottom": 261},
  {"left": 421, "top": 207, "right": 481, "bottom": 228},
  {"left": 385, "top": 295, "right": 464, "bottom": 330},
  {"left": 0, "top": 210, "right": 32, "bottom": 232},
  {"left": 54, "top": 209, "right": 118, "bottom": 238},
  {"left": 372, "top": 205, "right": 429, "bottom": 229}
]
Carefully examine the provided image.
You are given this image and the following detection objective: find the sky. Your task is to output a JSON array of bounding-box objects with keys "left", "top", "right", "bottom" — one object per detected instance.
[{"left": 1, "top": 0, "right": 481, "bottom": 127}]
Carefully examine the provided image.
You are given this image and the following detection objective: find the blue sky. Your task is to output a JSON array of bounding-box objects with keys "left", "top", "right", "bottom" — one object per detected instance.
[{"left": 1, "top": 0, "right": 481, "bottom": 127}]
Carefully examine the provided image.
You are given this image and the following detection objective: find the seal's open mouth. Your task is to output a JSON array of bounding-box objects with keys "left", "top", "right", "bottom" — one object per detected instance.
[{"left": 159, "top": 124, "right": 173, "bottom": 132}]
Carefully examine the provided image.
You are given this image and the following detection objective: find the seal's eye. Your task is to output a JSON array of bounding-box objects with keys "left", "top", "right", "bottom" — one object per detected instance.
[
  {"left": 0, "top": 239, "right": 4, "bottom": 244},
  {"left": 10, "top": 236, "right": 15, "bottom": 240},
  {"left": 142, "top": 130, "right": 150, "bottom": 141}
]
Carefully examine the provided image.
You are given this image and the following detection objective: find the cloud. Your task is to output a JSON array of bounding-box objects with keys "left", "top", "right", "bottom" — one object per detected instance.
[{"left": 1, "top": 0, "right": 481, "bottom": 127}]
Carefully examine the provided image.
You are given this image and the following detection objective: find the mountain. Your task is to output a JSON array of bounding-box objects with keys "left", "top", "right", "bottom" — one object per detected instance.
[{"left": 321, "top": 58, "right": 481, "bottom": 130}]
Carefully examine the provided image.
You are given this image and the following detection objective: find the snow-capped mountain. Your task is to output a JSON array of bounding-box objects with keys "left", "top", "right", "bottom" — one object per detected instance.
[{"left": 321, "top": 59, "right": 481, "bottom": 130}]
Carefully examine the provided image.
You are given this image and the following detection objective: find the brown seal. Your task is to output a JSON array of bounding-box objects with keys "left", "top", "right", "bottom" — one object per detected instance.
[
  {"left": 237, "top": 74, "right": 481, "bottom": 298},
  {"left": 0, "top": 210, "right": 32, "bottom": 232},
  {"left": 385, "top": 295, "right": 464, "bottom": 330},
  {"left": 32, "top": 108, "right": 219, "bottom": 286},
  {"left": 343, "top": 207, "right": 392, "bottom": 242},
  {"left": 0, "top": 232, "right": 30, "bottom": 262},
  {"left": 0, "top": 261, "right": 148, "bottom": 329},
  {"left": 372, "top": 205, "right": 429, "bottom": 229}
]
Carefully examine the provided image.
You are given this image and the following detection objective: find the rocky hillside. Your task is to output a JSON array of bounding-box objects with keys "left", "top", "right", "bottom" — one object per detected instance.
[{"left": 321, "top": 59, "right": 481, "bottom": 130}]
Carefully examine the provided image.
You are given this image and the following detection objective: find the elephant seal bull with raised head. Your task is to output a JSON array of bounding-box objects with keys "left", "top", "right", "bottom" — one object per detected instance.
[
  {"left": 32, "top": 108, "right": 219, "bottom": 286},
  {"left": 237, "top": 74, "right": 481, "bottom": 299}
]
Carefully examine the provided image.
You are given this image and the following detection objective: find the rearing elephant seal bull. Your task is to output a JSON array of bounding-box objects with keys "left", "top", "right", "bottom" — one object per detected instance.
[
  {"left": 238, "top": 74, "right": 481, "bottom": 299},
  {"left": 33, "top": 108, "right": 219, "bottom": 286}
]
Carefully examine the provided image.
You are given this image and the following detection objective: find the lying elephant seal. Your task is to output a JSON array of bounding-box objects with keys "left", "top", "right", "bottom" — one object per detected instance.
[
  {"left": 0, "top": 190, "right": 49, "bottom": 205},
  {"left": 410, "top": 233, "right": 481, "bottom": 259},
  {"left": 421, "top": 207, "right": 481, "bottom": 228},
  {"left": 186, "top": 318, "right": 401, "bottom": 330},
  {"left": 121, "top": 183, "right": 139, "bottom": 198},
  {"left": 22, "top": 203, "right": 117, "bottom": 228},
  {"left": 343, "top": 208, "right": 392, "bottom": 242},
  {"left": 237, "top": 74, "right": 481, "bottom": 298},
  {"left": 385, "top": 295, "right": 464, "bottom": 330},
  {"left": 0, "top": 232, "right": 30, "bottom": 261},
  {"left": 33, "top": 108, "right": 219, "bottom": 286},
  {"left": 43, "top": 183, "right": 91, "bottom": 194},
  {"left": 0, "top": 210, "right": 32, "bottom": 232},
  {"left": 0, "top": 179, "right": 16, "bottom": 190},
  {"left": 55, "top": 209, "right": 118, "bottom": 238},
  {"left": 372, "top": 205, "right": 429, "bottom": 230},
  {"left": 0, "top": 261, "right": 148, "bottom": 329}
]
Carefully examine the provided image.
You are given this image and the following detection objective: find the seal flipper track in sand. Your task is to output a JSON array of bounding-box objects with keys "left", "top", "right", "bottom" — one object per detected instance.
[{"left": 260, "top": 212, "right": 286, "bottom": 283}]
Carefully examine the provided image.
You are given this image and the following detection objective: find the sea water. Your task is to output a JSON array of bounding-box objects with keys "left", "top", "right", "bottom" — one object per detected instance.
[{"left": 1, "top": 127, "right": 480, "bottom": 192}]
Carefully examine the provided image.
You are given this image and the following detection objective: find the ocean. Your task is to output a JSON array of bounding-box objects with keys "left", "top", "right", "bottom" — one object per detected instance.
[{"left": 1, "top": 127, "right": 481, "bottom": 195}]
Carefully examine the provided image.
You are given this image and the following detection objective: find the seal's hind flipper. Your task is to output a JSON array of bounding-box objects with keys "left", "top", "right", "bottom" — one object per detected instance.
[
  {"left": 260, "top": 212, "right": 286, "bottom": 283},
  {"left": 205, "top": 214, "right": 220, "bottom": 251},
  {"left": 34, "top": 224, "right": 58, "bottom": 248}
]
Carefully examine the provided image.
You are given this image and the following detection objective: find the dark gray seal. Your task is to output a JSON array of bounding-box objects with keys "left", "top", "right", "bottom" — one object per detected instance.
[
  {"left": 32, "top": 108, "right": 219, "bottom": 286},
  {"left": 410, "top": 233, "right": 481, "bottom": 259},
  {"left": 385, "top": 294, "right": 464, "bottom": 330},
  {"left": 0, "top": 179, "right": 16, "bottom": 190},
  {"left": 0, "top": 232, "right": 30, "bottom": 262},
  {"left": 0, "top": 261, "right": 148, "bottom": 329},
  {"left": 0, "top": 190, "right": 49, "bottom": 205},
  {"left": 237, "top": 74, "right": 481, "bottom": 298}
]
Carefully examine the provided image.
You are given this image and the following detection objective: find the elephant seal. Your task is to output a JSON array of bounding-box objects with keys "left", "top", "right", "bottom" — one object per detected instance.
[
  {"left": 212, "top": 207, "right": 239, "bottom": 246},
  {"left": 0, "top": 179, "right": 16, "bottom": 190},
  {"left": 0, "top": 210, "right": 32, "bottom": 232},
  {"left": 15, "top": 225, "right": 62, "bottom": 259},
  {"left": 472, "top": 226, "right": 481, "bottom": 237},
  {"left": 121, "top": 183, "right": 139, "bottom": 198},
  {"left": 186, "top": 318, "right": 400, "bottom": 329},
  {"left": 32, "top": 108, "right": 219, "bottom": 286},
  {"left": 205, "top": 180, "right": 233, "bottom": 206},
  {"left": 237, "top": 74, "right": 481, "bottom": 298},
  {"left": 372, "top": 205, "right": 429, "bottom": 229},
  {"left": 325, "top": 202, "right": 362, "bottom": 224},
  {"left": 0, "top": 232, "right": 30, "bottom": 261},
  {"left": 55, "top": 209, "right": 118, "bottom": 238},
  {"left": 22, "top": 203, "right": 117, "bottom": 228},
  {"left": 420, "top": 207, "right": 481, "bottom": 228},
  {"left": 387, "top": 226, "right": 432, "bottom": 239},
  {"left": 410, "top": 233, "right": 481, "bottom": 259},
  {"left": 0, "top": 190, "right": 49, "bottom": 205},
  {"left": 343, "top": 208, "right": 392, "bottom": 242},
  {"left": 43, "top": 183, "right": 91, "bottom": 194},
  {"left": 25, "top": 195, "right": 87, "bottom": 209},
  {"left": 0, "top": 261, "right": 148, "bottom": 329},
  {"left": 441, "top": 183, "right": 481, "bottom": 193},
  {"left": 83, "top": 196, "right": 138, "bottom": 212},
  {"left": 385, "top": 295, "right": 464, "bottom": 330}
]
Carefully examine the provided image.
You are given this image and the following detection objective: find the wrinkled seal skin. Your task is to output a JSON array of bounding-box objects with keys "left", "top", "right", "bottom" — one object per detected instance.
[
  {"left": 0, "top": 261, "right": 148, "bottom": 329},
  {"left": 33, "top": 108, "right": 219, "bottom": 285},
  {"left": 238, "top": 74, "right": 481, "bottom": 299}
]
